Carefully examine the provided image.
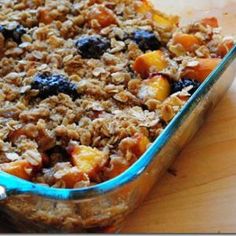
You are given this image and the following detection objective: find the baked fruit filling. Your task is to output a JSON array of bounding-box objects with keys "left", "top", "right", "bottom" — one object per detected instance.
[{"left": 0, "top": 0, "right": 234, "bottom": 188}]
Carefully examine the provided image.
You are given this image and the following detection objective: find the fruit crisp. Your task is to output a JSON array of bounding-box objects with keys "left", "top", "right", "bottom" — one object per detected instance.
[{"left": 0, "top": 0, "right": 234, "bottom": 188}]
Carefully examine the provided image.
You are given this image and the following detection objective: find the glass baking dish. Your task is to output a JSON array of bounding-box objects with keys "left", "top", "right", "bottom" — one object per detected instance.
[{"left": 0, "top": 1, "right": 236, "bottom": 233}]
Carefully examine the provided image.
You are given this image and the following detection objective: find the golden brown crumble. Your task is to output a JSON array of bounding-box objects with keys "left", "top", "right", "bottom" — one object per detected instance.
[{"left": 0, "top": 0, "right": 234, "bottom": 188}]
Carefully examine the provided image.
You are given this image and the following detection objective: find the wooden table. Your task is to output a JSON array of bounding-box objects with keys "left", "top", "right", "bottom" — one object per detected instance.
[{"left": 1, "top": 0, "right": 236, "bottom": 233}]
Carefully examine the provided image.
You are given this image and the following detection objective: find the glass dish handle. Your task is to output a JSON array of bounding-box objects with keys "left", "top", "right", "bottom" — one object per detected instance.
[
  {"left": 0, "top": 171, "right": 33, "bottom": 200},
  {"left": 0, "top": 171, "right": 16, "bottom": 200}
]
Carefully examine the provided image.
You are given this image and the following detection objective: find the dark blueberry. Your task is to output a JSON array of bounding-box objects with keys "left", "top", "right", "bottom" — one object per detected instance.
[
  {"left": 0, "top": 25, "right": 26, "bottom": 44},
  {"left": 131, "top": 30, "right": 161, "bottom": 51},
  {"left": 31, "top": 73, "right": 78, "bottom": 99},
  {"left": 0, "top": 25, "right": 5, "bottom": 34},
  {"left": 46, "top": 145, "right": 70, "bottom": 166},
  {"left": 12, "top": 25, "right": 26, "bottom": 44},
  {"left": 75, "top": 35, "right": 110, "bottom": 59},
  {"left": 171, "top": 78, "right": 201, "bottom": 95},
  {"left": 0, "top": 25, "right": 9, "bottom": 38}
]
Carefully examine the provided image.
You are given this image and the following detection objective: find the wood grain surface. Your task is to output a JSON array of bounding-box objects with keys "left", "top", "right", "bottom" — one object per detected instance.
[{"left": 1, "top": 0, "right": 236, "bottom": 233}]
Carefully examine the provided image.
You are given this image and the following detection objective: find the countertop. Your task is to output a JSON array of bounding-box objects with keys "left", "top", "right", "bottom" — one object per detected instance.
[{"left": 1, "top": 0, "right": 236, "bottom": 233}]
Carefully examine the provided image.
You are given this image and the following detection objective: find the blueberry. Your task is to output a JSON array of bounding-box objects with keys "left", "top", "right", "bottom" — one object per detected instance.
[
  {"left": 0, "top": 25, "right": 8, "bottom": 38},
  {"left": 12, "top": 25, "right": 26, "bottom": 44},
  {"left": 46, "top": 145, "right": 70, "bottom": 166},
  {"left": 171, "top": 78, "right": 201, "bottom": 95},
  {"left": 75, "top": 35, "right": 110, "bottom": 59},
  {"left": 31, "top": 73, "right": 78, "bottom": 99},
  {"left": 0, "top": 25, "right": 26, "bottom": 44},
  {"left": 131, "top": 30, "right": 161, "bottom": 51},
  {"left": 0, "top": 25, "right": 5, "bottom": 34}
]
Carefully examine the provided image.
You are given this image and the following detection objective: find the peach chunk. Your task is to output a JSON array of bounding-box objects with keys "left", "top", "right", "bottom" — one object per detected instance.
[
  {"left": 133, "top": 50, "right": 168, "bottom": 78},
  {"left": 88, "top": 5, "right": 117, "bottom": 29},
  {"left": 152, "top": 13, "right": 178, "bottom": 30},
  {"left": 38, "top": 8, "right": 54, "bottom": 24},
  {"left": 0, "top": 160, "right": 32, "bottom": 180},
  {"left": 70, "top": 145, "right": 107, "bottom": 177},
  {"left": 105, "top": 157, "right": 130, "bottom": 179},
  {"left": 200, "top": 17, "right": 219, "bottom": 28},
  {"left": 183, "top": 58, "right": 221, "bottom": 82},
  {"left": 135, "top": 0, "right": 153, "bottom": 15},
  {"left": 131, "top": 133, "right": 151, "bottom": 157},
  {"left": 217, "top": 39, "right": 234, "bottom": 58},
  {"left": 173, "top": 33, "right": 201, "bottom": 52},
  {"left": 138, "top": 75, "right": 171, "bottom": 101},
  {"left": 135, "top": 0, "right": 178, "bottom": 29}
]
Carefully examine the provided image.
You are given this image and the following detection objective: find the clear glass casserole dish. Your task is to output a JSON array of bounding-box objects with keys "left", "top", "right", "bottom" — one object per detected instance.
[{"left": 0, "top": 0, "right": 236, "bottom": 233}]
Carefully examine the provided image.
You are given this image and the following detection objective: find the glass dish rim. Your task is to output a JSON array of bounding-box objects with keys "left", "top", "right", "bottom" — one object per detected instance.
[{"left": 0, "top": 45, "right": 236, "bottom": 201}]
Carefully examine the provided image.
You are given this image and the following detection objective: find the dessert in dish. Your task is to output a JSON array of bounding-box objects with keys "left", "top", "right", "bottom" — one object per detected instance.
[{"left": 0, "top": 0, "right": 234, "bottom": 189}]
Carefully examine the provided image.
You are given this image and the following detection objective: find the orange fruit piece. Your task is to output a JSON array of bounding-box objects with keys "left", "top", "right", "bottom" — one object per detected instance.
[
  {"left": 88, "top": 5, "right": 117, "bottom": 29},
  {"left": 131, "top": 133, "right": 151, "bottom": 157},
  {"left": 173, "top": 33, "right": 201, "bottom": 52},
  {"left": 133, "top": 50, "right": 168, "bottom": 79},
  {"left": 70, "top": 145, "right": 107, "bottom": 178},
  {"left": 139, "top": 75, "right": 171, "bottom": 101},
  {"left": 0, "top": 160, "right": 32, "bottom": 180},
  {"left": 38, "top": 8, "right": 54, "bottom": 24},
  {"left": 184, "top": 58, "right": 221, "bottom": 82},
  {"left": 200, "top": 17, "right": 219, "bottom": 28},
  {"left": 217, "top": 39, "right": 234, "bottom": 58}
]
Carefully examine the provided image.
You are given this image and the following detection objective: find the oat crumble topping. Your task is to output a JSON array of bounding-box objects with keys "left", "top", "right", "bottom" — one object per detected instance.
[{"left": 0, "top": 0, "right": 234, "bottom": 188}]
